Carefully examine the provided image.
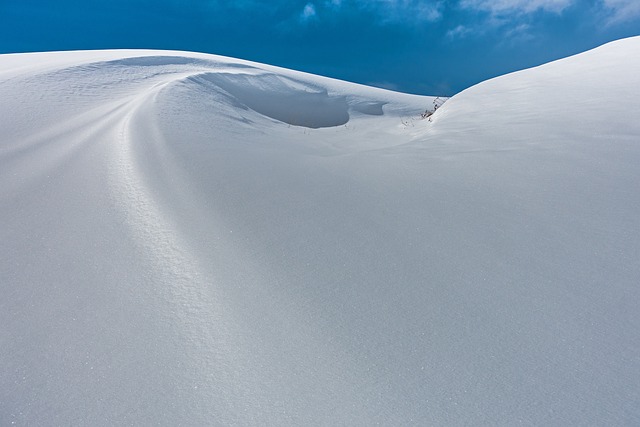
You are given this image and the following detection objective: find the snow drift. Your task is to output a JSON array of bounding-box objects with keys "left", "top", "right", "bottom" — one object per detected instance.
[{"left": 1, "top": 38, "right": 639, "bottom": 425}]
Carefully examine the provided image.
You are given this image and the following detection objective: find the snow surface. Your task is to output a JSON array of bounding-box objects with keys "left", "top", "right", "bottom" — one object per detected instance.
[{"left": 1, "top": 38, "right": 640, "bottom": 425}]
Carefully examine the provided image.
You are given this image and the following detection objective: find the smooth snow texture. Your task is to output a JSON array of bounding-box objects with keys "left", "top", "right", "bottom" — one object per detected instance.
[{"left": 1, "top": 38, "right": 639, "bottom": 425}]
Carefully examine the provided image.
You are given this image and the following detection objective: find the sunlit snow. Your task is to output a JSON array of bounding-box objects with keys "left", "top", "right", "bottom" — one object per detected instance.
[{"left": 1, "top": 37, "right": 639, "bottom": 425}]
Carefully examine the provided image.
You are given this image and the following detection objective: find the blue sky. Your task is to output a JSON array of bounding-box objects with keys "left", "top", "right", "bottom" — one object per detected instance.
[{"left": 1, "top": 0, "right": 639, "bottom": 95}]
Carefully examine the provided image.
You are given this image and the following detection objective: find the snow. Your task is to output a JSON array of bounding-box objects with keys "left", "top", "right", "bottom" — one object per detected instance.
[{"left": 1, "top": 38, "right": 639, "bottom": 425}]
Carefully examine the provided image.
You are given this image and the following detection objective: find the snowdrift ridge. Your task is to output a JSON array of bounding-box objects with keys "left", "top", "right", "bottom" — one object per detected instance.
[{"left": 1, "top": 39, "right": 640, "bottom": 425}]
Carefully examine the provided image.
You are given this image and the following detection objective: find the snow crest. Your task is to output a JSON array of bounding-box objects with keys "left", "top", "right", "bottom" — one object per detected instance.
[{"left": 1, "top": 39, "right": 640, "bottom": 425}]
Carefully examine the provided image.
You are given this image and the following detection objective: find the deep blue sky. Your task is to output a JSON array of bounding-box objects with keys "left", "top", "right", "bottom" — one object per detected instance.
[{"left": 1, "top": 0, "right": 639, "bottom": 95}]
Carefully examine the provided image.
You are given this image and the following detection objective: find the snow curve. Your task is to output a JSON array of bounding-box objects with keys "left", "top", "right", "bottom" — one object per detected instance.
[{"left": 1, "top": 39, "right": 640, "bottom": 425}]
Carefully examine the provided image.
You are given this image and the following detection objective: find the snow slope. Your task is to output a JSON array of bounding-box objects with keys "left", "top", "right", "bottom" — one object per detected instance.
[{"left": 1, "top": 38, "right": 639, "bottom": 425}]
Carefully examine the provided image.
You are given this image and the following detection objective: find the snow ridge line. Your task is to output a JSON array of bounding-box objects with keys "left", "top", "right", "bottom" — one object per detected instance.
[{"left": 107, "top": 78, "right": 251, "bottom": 420}]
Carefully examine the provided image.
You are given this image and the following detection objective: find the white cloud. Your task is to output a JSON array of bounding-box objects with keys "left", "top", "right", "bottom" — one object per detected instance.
[
  {"left": 502, "top": 23, "right": 534, "bottom": 43},
  {"left": 446, "top": 25, "right": 472, "bottom": 40},
  {"left": 457, "top": 0, "right": 573, "bottom": 40},
  {"left": 291, "top": 0, "right": 445, "bottom": 25},
  {"left": 461, "top": 0, "right": 575, "bottom": 15},
  {"left": 602, "top": 0, "right": 640, "bottom": 24},
  {"left": 300, "top": 3, "right": 318, "bottom": 21}
]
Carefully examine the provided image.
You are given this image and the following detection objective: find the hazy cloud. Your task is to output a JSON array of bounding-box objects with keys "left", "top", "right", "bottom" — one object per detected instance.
[
  {"left": 368, "top": 0, "right": 444, "bottom": 23},
  {"left": 455, "top": 0, "right": 576, "bottom": 42},
  {"left": 300, "top": 3, "right": 318, "bottom": 21},
  {"left": 461, "top": 0, "right": 574, "bottom": 15},
  {"left": 459, "top": 0, "right": 640, "bottom": 25},
  {"left": 321, "top": 0, "right": 444, "bottom": 24},
  {"left": 446, "top": 25, "right": 472, "bottom": 40},
  {"left": 602, "top": 0, "right": 640, "bottom": 23},
  {"left": 501, "top": 23, "right": 535, "bottom": 43}
]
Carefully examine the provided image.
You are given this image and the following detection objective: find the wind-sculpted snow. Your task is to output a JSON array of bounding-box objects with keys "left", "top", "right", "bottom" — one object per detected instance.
[
  {"left": 1, "top": 40, "right": 640, "bottom": 425},
  {"left": 196, "top": 72, "right": 351, "bottom": 128}
]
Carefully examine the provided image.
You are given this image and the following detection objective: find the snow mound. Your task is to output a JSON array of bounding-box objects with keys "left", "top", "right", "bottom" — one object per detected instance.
[{"left": 1, "top": 39, "right": 640, "bottom": 425}]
